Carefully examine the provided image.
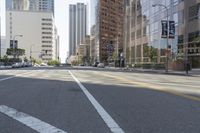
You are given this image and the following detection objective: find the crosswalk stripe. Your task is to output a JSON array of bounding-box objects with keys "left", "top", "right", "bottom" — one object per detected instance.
[{"left": 0, "top": 105, "right": 67, "bottom": 133}]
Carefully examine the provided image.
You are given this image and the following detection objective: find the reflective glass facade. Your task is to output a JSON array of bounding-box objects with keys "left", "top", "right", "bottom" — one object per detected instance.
[{"left": 124, "top": 0, "right": 200, "bottom": 68}]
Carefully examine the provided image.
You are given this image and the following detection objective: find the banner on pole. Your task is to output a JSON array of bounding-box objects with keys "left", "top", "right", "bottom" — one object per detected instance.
[
  {"left": 161, "top": 20, "right": 168, "bottom": 38},
  {"left": 169, "top": 21, "right": 175, "bottom": 39}
]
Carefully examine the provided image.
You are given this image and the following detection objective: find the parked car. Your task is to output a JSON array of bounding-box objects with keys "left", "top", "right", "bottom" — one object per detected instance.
[
  {"left": 97, "top": 63, "right": 105, "bottom": 68},
  {"left": 93, "top": 62, "right": 99, "bottom": 67},
  {"left": 12, "top": 62, "right": 20, "bottom": 68},
  {"left": 108, "top": 62, "right": 115, "bottom": 67},
  {"left": 40, "top": 63, "right": 48, "bottom": 66}
]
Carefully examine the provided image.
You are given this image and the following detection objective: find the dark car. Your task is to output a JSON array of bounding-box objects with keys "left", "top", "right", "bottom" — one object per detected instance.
[{"left": 93, "top": 62, "right": 99, "bottom": 67}]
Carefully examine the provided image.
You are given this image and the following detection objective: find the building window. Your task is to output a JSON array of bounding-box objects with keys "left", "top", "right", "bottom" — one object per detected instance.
[
  {"left": 188, "top": 31, "right": 200, "bottom": 42},
  {"left": 137, "top": 29, "right": 141, "bottom": 39},
  {"left": 178, "top": 35, "right": 184, "bottom": 44},
  {"left": 42, "top": 41, "right": 52, "bottom": 43},
  {"left": 42, "top": 32, "right": 52, "bottom": 35},
  {"left": 42, "top": 23, "right": 52, "bottom": 26},
  {"left": 189, "top": 4, "right": 200, "bottom": 21}
]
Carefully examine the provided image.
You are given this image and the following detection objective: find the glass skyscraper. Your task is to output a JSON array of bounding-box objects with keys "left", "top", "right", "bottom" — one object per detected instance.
[
  {"left": 29, "top": 0, "right": 54, "bottom": 13},
  {"left": 124, "top": 0, "right": 200, "bottom": 69},
  {"left": 6, "top": 0, "right": 54, "bottom": 13},
  {"left": 6, "top": 0, "right": 29, "bottom": 10},
  {"left": 69, "top": 3, "right": 87, "bottom": 57}
]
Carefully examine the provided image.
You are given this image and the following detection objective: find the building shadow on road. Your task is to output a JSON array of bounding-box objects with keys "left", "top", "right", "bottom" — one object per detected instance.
[{"left": 0, "top": 75, "right": 200, "bottom": 133}]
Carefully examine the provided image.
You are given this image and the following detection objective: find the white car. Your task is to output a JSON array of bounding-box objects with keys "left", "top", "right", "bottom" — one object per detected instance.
[
  {"left": 97, "top": 63, "right": 105, "bottom": 68},
  {"left": 12, "top": 63, "right": 20, "bottom": 68}
]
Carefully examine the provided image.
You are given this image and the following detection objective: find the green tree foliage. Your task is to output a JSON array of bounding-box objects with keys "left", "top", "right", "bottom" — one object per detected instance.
[
  {"left": 6, "top": 48, "right": 25, "bottom": 58},
  {"left": 71, "top": 60, "right": 79, "bottom": 66},
  {"left": 143, "top": 45, "right": 157, "bottom": 62},
  {"left": 47, "top": 60, "right": 60, "bottom": 66}
]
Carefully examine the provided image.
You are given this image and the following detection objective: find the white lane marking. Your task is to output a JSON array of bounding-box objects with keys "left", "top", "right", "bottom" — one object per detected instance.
[
  {"left": 68, "top": 71, "right": 125, "bottom": 133},
  {"left": 0, "top": 76, "right": 15, "bottom": 82},
  {"left": 0, "top": 71, "right": 38, "bottom": 82},
  {"left": 0, "top": 105, "right": 67, "bottom": 133}
]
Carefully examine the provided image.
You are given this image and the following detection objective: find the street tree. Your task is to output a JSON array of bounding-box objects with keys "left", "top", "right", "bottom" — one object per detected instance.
[{"left": 6, "top": 48, "right": 25, "bottom": 58}]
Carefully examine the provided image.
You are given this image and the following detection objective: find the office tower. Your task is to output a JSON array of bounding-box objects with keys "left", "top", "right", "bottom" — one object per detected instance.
[
  {"left": 69, "top": 5, "right": 76, "bottom": 56},
  {"left": 29, "top": 0, "right": 54, "bottom": 13},
  {"left": 124, "top": 0, "right": 200, "bottom": 69},
  {"left": 5, "top": 10, "right": 56, "bottom": 62},
  {"left": 95, "top": 0, "right": 124, "bottom": 63},
  {"left": 6, "top": 0, "right": 54, "bottom": 13},
  {"left": 69, "top": 3, "right": 87, "bottom": 57},
  {"left": 6, "top": 0, "right": 29, "bottom": 10}
]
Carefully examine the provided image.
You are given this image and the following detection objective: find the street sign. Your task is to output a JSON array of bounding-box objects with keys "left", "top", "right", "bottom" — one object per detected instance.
[
  {"left": 161, "top": 20, "right": 168, "bottom": 38},
  {"left": 169, "top": 21, "right": 175, "bottom": 39}
]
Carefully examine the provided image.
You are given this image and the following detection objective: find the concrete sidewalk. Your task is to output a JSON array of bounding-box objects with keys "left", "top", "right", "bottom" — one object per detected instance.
[
  {"left": 106, "top": 67, "right": 200, "bottom": 77},
  {"left": 0, "top": 66, "right": 12, "bottom": 70},
  {"left": 133, "top": 68, "right": 200, "bottom": 76}
]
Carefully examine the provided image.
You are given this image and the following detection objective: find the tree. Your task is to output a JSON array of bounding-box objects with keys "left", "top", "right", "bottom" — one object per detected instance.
[
  {"left": 112, "top": 51, "right": 118, "bottom": 61},
  {"left": 71, "top": 60, "right": 78, "bottom": 66},
  {"left": 6, "top": 48, "right": 25, "bottom": 58},
  {"left": 149, "top": 46, "right": 157, "bottom": 62},
  {"left": 47, "top": 60, "right": 60, "bottom": 66},
  {"left": 2, "top": 55, "right": 9, "bottom": 65},
  {"left": 143, "top": 45, "right": 157, "bottom": 63}
]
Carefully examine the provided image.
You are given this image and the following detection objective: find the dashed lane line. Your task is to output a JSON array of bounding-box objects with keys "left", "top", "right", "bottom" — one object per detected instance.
[{"left": 69, "top": 70, "right": 125, "bottom": 133}]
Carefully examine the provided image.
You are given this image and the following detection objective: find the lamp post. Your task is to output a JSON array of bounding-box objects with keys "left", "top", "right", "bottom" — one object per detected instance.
[
  {"left": 152, "top": 4, "right": 169, "bottom": 73},
  {"left": 12, "top": 35, "right": 23, "bottom": 58},
  {"left": 30, "top": 44, "right": 34, "bottom": 61}
]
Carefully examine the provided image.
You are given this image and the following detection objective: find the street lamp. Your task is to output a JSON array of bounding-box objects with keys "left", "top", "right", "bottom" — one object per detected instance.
[
  {"left": 12, "top": 35, "right": 23, "bottom": 48},
  {"left": 30, "top": 44, "right": 35, "bottom": 60},
  {"left": 12, "top": 35, "right": 23, "bottom": 58},
  {"left": 152, "top": 4, "right": 169, "bottom": 73}
]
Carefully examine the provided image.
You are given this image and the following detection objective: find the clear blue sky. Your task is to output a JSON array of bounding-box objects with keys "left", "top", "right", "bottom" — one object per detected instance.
[{"left": 0, "top": 0, "right": 96, "bottom": 63}]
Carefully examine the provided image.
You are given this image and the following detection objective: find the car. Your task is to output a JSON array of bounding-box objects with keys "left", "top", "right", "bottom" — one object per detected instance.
[
  {"left": 40, "top": 63, "right": 48, "bottom": 66},
  {"left": 12, "top": 62, "right": 20, "bottom": 68},
  {"left": 97, "top": 63, "right": 105, "bottom": 68},
  {"left": 108, "top": 62, "right": 115, "bottom": 67},
  {"left": 93, "top": 62, "right": 99, "bottom": 67}
]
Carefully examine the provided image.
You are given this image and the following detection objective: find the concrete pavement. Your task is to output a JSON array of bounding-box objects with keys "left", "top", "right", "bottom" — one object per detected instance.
[{"left": 0, "top": 67, "right": 200, "bottom": 133}]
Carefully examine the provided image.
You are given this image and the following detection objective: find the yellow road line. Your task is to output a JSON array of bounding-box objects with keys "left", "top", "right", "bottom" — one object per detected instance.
[{"left": 100, "top": 73, "right": 200, "bottom": 102}]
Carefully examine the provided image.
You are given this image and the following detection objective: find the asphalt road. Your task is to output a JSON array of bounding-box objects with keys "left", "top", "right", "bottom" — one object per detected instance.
[{"left": 0, "top": 67, "right": 200, "bottom": 133}]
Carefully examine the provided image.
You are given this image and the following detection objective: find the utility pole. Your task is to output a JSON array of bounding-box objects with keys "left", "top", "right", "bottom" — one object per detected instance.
[{"left": 153, "top": 4, "right": 169, "bottom": 73}]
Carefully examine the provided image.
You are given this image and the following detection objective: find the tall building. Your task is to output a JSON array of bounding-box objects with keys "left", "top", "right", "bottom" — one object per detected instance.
[
  {"left": 29, "top": 0, "right": 54, "bottom": 13},
  {"left": 54, "top": 27, "right": 60, "bottom": 60},
  {"left": 95, "top": 0, "right": 124, "bottom": 63},
  {"left": 76, "top": 3, "right": 87, "bottom": 46},
  {"left": 69, "top": 3, "right": 87, "bottom": 57},
  {"left": 124, "top": 0, "right": 200, "bottom": 69},
  {"left": 6, "top": 0, "right": 54, "bottom": 13},
  {"left": 0, "top": 36, "right": 6, "bottom": 57},
  {"left": 6, "top": 0, "right": 29, "bottom": 10},
  {"left": 90, "top": 25, "right": 97, "bottom": 62},
  {"left": 5, "top": 10, "right": 57, "bottom": 62},
  {"left": 69, "top": 5, "right": 76, "bottom": 56}
]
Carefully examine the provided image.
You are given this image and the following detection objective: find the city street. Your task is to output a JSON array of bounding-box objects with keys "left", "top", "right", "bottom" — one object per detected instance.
[{"left": 0, "top": 67, "right": 200, "bottom": 133}]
